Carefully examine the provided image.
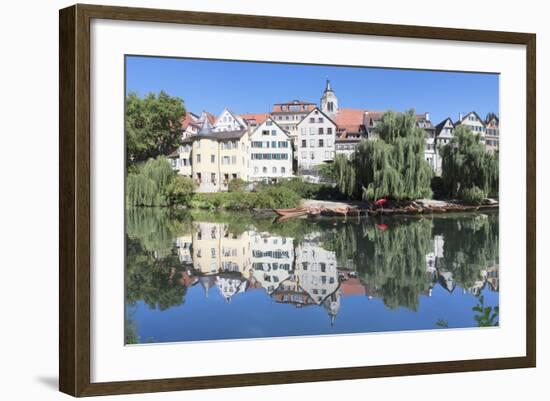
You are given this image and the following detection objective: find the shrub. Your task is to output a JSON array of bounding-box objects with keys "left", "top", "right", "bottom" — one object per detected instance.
[
  {"left": 166, "top": 175, "right": 196, "bottom": 206},
  {"left": 228, "top": 178, "right": 247, "bottom": 192},
  {"left": 461, "top": 186, "right": 486, "bottom": 205}
]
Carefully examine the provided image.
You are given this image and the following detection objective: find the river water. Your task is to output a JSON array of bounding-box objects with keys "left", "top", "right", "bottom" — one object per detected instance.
[{"left": 125, "top": 208, "right": 499, "bottom": 344}]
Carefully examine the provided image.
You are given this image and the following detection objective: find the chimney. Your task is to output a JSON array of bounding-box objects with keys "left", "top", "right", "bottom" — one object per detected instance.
[
  {"left": 425, "top": 112, "right": 430, "bottom": 121},
  {"left": 459, "top": 112, "right": 464, "bottom": 121}
]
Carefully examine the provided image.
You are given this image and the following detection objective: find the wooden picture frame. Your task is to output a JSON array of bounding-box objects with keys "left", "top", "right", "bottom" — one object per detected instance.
[{"left": 59, "top": 3, "right": 536, "bottom": 397}]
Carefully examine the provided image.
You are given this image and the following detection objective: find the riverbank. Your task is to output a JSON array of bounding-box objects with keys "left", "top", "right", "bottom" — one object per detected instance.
[{"left": 302, "top": 198, "right": 499, "bottom": 217}]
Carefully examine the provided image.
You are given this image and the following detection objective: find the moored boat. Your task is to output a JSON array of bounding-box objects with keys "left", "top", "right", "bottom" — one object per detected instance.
[{"left": 273, "top": 207, "right": 308, "bottom": 217}]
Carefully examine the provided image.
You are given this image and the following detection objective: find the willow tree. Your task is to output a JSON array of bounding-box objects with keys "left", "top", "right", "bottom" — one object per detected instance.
[
  {"left": 126, "top": 156, "right": 175, "bottom": 206},
  {"left": 439, "top": 126, "right": 499, "bottom": 202},
  {"left": 339, "top": 110, "right": 433, "bottom": 200}
]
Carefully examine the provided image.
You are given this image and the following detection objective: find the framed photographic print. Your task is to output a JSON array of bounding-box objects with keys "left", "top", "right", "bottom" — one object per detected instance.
[{"left": 59, "top": 3, "right": 536, "bottom": 397}]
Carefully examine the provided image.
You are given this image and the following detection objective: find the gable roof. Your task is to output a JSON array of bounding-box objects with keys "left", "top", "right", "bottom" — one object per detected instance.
[
  {"left": 251, "top": 117, "right": 290, "bottom": 138},
  {"left": 455, "top": 111, "right": 485, "bottom": 127},
  {"left": 435, "top": 117, "right": 455, "bottom": 136},
  {"left": 297, "top": 107, "right": 337, "bottom": 126},
  {"left": 198, "top": 110, "right": 217, "bottom": 125},
  {"left": 215, "top": 107, "right": 246, "bottom": 128},
  {"left": 180, "top": 112, "right": 200, "bottom": 130}
]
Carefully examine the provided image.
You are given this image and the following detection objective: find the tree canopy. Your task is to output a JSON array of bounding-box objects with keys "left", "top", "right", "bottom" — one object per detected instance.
[
  {"left": 331, "top": 110, "right": 433, "bottom": 200},
  {"left": 126, "top": 91, "right": 186, "bottom": 165},
  {"left": 439, "top": 126, "right": 498, "bottom": 202}
]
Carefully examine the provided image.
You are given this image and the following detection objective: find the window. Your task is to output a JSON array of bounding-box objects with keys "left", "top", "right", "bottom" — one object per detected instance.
[
  {"left": 231, "top": 155, "right": 236, "bottom": 164},
  {"left": 254, "top": 166, "right": 259, "bottom": 174},
  {"left": 319, "top": 139, "right": 324, "bottom": 147},
  {"left": 309, "top": 117, "right": 315, "bottom": 123},
  {"left": 272, "top": 130, "right": 277, "bottom": 136},
  {"left": 262, "top": 130, "right": 269, "bottom": 136},
  {"left": 310, "top": 139, "right": 315, "bottom": 147},
  {"left": 327, "top": 139, "right": 333, "bottom": 147},
  {"left": 301, "top": 140, "right": 307, "bottom": 148},
  {"left": 310, "top": 152, "right": 315, "bottom": 160},
  {"left": 318, "top": 118, "right": 324, "bottom": 123},
  {"left": 211, "top": 173, "right": 216, "bottom": 184},
  {"left": 272, "top": 167, "right": 277, "bottom": 174},
  {"left": 325, "top": 151, "right": 331, "bottom": 159},
  {"left": 327, "top": 127, "right": 333, "bottom": 135},
  {"left": 318, "top": 127, "right": 324, "bottom": 135},
  {"left": 266, "top": 120, "right": 272, "bottom": 126},
  {"left": 301, "top": 151, "right": 306, "bottom": 159},
  {"left": 196, "top": 154, "right": 201, "bottom": 163},
  {"left": 272, "top": 141, "right": 277, "bottom": 148},
  {"left": 211, "top": 154, "right": 215, "bottom": 163},
  {"left": 281, "top": 167, "right": 286, "bottom": 174},
  {"left": 263, "top": 166, "right": 267, "bottom": 173}
]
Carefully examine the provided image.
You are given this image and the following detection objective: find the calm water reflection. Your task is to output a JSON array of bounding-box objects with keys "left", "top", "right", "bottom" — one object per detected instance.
[{"left": 125, "top": 208, "right": 499, "bottom": 344}]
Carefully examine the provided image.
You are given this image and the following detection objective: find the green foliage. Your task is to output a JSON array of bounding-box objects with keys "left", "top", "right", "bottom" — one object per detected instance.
[
  {"left": 473, "top": 295, "right": 499, "bottom": 327},
  {"left": 256, "top": 187, "right": 302, "bottom": 209},
  {"left": 269, "top": 177, "right": 344, "bottom": 200},
  {"left": 189, "top": 187, "right": 302, "bottom": 210},
  {"left": 439, "top": 126, "right": 499, "bottom": 201},
  {"left": 433, "top": 212, "right": 499, "bottom": 290},
  {"left": 332, "top": 110, "right": 433, "bottom": 200},
  {"left": 126, "top": 91, "right": 186, "bottom": 165},
  {"left": 166, "top": 175, "right": 196, "bottom": 206},
  {"left": 461, "top": 186, "right": 485, "bottom": 205},
  {"left": 126, "top": 156, "right": 175, "bottom": 206},
  {"left": 321, "top": 212, "right": 499, "bottom": 311},
  {"left": 227, "top": 178, "right": 247, "bottom": 192},
  {"left": 126, "top": 237, "right": 188, "bottom": 311}
]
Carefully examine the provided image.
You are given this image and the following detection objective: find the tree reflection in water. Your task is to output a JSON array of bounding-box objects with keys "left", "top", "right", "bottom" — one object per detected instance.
[{"left": 125, "top": 208, "right": 499, "bottom": 343}]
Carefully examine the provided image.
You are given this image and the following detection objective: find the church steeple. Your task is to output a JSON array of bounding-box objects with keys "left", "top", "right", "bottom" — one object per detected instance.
[
  {"left": 320, "top": 79, "right": 338, "bottom": 118},
  {"left": 324, "top": 79, "right": 333, "bottom": 93}
]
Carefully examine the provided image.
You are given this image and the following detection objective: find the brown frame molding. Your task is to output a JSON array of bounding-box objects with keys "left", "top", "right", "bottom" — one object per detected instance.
[{"left": 59, "top": 3, "right": 536, "bottom": 397}]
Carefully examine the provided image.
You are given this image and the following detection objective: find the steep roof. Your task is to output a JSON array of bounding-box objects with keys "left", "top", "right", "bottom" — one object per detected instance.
[
  {"left": 179, "top": 112, "right": 200, "bottom": 130},
  {"left": 435, "top": 117, "right": 455, "bottom": 136},
  {"left": 251, "top": 117, "right": 290, "bottom": 138},
  {"left": 198, "top": 110, "right": 217, "bottom": 125},
  {"left": 455, "top": 111, "right": 486, "bottom": 127},
  {"left": 297, "top": 107, "right": 337, "bottom": 127}
]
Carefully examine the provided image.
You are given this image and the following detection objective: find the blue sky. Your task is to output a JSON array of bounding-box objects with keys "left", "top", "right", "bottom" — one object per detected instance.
[{"left": 126, "top": 56, "right": 499, "bottom": 125}]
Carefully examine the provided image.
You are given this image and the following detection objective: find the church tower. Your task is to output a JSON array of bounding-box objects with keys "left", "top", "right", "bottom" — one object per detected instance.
[{"left": 320, "top": 79, "right": 338, "bottom": 119}]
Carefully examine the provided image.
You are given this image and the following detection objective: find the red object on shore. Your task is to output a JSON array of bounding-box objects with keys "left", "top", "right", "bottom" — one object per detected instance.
[
  {"left": 376, "top": 223, "right": 388, "bottom": 231},
  {"left": 375, "top": 198, "right": 387, "bottom": 206}
]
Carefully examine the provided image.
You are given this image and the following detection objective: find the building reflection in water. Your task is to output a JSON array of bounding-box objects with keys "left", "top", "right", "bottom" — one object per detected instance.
[{"left": 171, "top": 220, "right": 499, "bottom": 326}]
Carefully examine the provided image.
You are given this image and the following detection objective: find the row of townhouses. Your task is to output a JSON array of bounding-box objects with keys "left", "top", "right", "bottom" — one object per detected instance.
[{"left": 169, "top": 80, "right": 499, "bottom": 192}]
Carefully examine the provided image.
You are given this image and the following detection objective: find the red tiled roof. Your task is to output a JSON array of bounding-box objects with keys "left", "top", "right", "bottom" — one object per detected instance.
[
  {"left": 340, "top": 278, "right": 366, "bottom": 296},
  {"left": 335, "top": 108, "right": 366, "bottom": 133},
  {"left": 179, "top": 113, "right": 199, "bottom": 130},
  {"left": 240, "top": 113, "right": 271, "bottom": 125},
  {"left": 203, "top": 111, "right": 217, "bottom": 125}
]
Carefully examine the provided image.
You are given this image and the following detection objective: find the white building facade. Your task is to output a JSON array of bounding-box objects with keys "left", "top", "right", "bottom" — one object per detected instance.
[
  {"left": 248, "top": 117, "right": 293, "bottom": 182},
  {"left": 296, "top": 108, "right": 337, "bottom": 171},
  {"left": 213, "top": 108, "right": 246, "bottom": 132}
]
